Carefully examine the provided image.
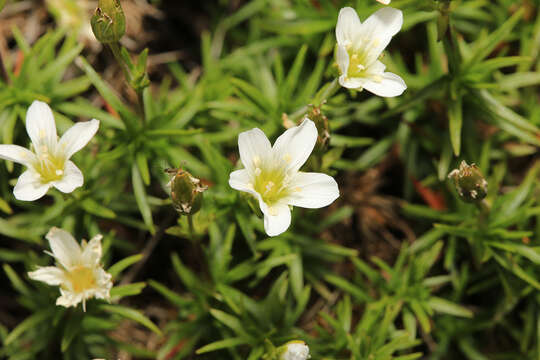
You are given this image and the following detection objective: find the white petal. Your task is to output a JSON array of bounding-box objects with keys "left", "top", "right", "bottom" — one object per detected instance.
[
  {"left": 51, "top": 161, "right": 83, "bottom": 193},
  {"left": 336, "top": 7, "right": 361, "bottom": 46},
  {"left": 81, "top": 234, "right": 103, "bottom": 266},
  {"left": 25, "top": 100, "right": 58, "bottom": 153},
  {"left": 287, "top": 172, "right": 340, "bottom": 208},
  {"left": 338, "top": 74, "right": 365, "bottom": 89},
  {"left": 360, "top": 7, "right": 403, "bottom": 59},
  {"left": 336, "top": 45, "right": 350, "bottom": 77},
  {"left": 13, "top": 170, "right": 50, "bottom": 201},
  {"left": 377, "top": 0, "right": 391, "bottom": 4},
  {"left": 229, "top": 169, "right": 252, "bottom": 192},
  {"left": 272, "top": 119, "right": 318, "bottom": 173},
  {"left": 0, "top": 144, "right": 37, "bottom": 166},
  {"left": 362, "top": 71, "right": 407, "bottom": 97},
  {"left": 56, "top": 289, "right": 83, "bottom": 308},
  {"left": 94, "top": 268, "right": 112, "bottom": 299},
  {"left": 46, "top": 227, "right": 82, "bottom": 269},
  {"left": 28, "top": 266, "right": 65, "bottom": 285},
  {"left": 262, "top": 202, "right": 291, "bottom": 237},
  {"left": 238, "top": 127, "right": 271, "bottom": 173},
  {"left": 58, "top": 119, "right": 100, "bottom": 159},
  {"left": 283, "top": 342, "right": 310, "bottom": 360}
]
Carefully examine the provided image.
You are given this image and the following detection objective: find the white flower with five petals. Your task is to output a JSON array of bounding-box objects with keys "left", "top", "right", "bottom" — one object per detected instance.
[
  {"left": 229, "top": 119, "right": 339, "bottom": 237},
  {"left": 28, "top": 227, "right": 112, "bottom": 311},
  {"left": 0, "top": 100, "right": 99, "bottom": 201},
  {"left": 335, "top": 7, "right": 406, "bottom": 97}
]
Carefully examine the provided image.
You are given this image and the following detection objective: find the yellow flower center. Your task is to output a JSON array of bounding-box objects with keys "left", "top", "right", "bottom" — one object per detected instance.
[
  {"left": 65, "top": 266, "right": 96, "bottom": 293},
  {"left": 344, "top": 40, "right": 383, "bottom": 82},
  {"left": 33, "top": 146, "right": 65, "bottom": 183},
  {"left": 347, "top": 49, "right": 369, "bottom": 78},
  {"left": 252, "top": 166, "right": 290, "bottom": 205}
]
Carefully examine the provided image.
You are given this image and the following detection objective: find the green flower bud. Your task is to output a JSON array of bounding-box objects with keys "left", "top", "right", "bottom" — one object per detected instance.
[
  {"left": 91, "top": 0, "right": 126, "bottom": 43},
  {"left": 167, "top": 168, "right": 207, "bottom": 215},
  {"left": 448, "top": 160, "right": 488, "bottom": 203}
]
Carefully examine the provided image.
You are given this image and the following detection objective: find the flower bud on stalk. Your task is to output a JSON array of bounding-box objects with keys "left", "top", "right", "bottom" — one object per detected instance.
[
  {"left": 167, "top": 168, "right": 207, "bottom": 215},
  {"left": 91, "top": 0, "right": 126, "bottom": 44},
  {"left": 448, "top": 160, "right": 488, "bottom": 203}
]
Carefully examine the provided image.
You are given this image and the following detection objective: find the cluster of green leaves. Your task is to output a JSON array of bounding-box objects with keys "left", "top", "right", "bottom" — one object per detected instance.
[{"left": 1, "top": 0, "right": 540, "bottom": 359}]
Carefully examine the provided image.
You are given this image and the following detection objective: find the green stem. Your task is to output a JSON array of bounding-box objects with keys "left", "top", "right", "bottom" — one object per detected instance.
[
  {"left": 108, "top": 42, "right": 145, "bottom": 123},
  {"left": 108, "top": 42, "right": 130, "bottom": 80},
  {"left": 476, "top": 199, "right": 491, "bottom": 227},
  {"left": 187, "top": 214, "right": 195, "bottom": 240}
]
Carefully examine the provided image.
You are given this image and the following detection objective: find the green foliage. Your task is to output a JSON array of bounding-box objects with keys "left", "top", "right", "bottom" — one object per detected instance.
[{"left": 1, "top": 0, "right": 540, "bottom": 359}]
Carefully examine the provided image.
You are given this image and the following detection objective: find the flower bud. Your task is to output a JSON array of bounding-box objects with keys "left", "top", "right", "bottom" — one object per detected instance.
[
  {"left": 277, "top": 341, "right": 310, "bottom": 360},
  {"left": 448, "top": 160, "right": 488, "bottom": 203},
  {"left": 91, "top": 0, "right": 126, "bottom": 43},
  {"left": 167, "top": 168, "right": 207, "bottom": 215},
  {"left": 307, "top": 105, "right": 330, "bottom": 150}
]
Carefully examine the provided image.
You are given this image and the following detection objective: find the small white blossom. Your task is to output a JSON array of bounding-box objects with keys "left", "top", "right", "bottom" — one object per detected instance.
[
  {"left": 0, "top": 100, "right": 99, "bottom": 201},
  {"left": 376, "top": 0, "right": 391, "bottom": 4},
  {"left": 335, "top": 7, "right": 406, "bottom": 97},
  {"left": 229, "top": 119, "right": 339, "bottom": 237},
  {"left": 281, "top": 341, "right": 310, "bottom": 360},
  {"left": 28, "top": 227, "right": 112, "bottom": 311}
]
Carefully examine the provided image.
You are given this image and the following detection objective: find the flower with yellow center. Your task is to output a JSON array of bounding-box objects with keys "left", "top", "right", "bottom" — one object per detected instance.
[
  {"left": 229, "top": 119, "right": 339, "bottom": 237},
  {"left": 0, "top": 100, "right": 99, "bottom": 201},
  {"left": 335, "top": 7, "right": 406, "bottom": 97},
  {"left": 28, "top": 227, "right": 112, "bottom": 311}
]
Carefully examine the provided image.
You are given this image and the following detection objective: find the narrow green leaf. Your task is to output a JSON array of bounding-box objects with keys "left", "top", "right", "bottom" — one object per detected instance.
[
  {"left": 100, "top": 304, "right": 162, "bottom": 335},
  {"left": 110, "top": 282, "right": 146, "bottom": 298},
  {"left": 467, "top": 8, "right": 524, "bottom": 66},
  {"left": 196, "top": 337, "right": 249, "bottom": 354},
  {"left": 5, "top": 311, "right": 50, "bottom": 345},
  {"left": 80, "top": 198, "right": 117, "bottom": 219},
  {"left": 131, "top": 163, "right": 155, "bottom": 234},
  {"left": 108, "top": 254, "right": 143, "bottom": 278},
  {"left": 282, "top": 44, "right": 308, "bottom": 101},
  {"left": 210, "top": 309, "right": 246, "bottom": 336},
  {"left": 76, "top": 56, "right": 134, "bottom": 125},
  {"left": 136, "top": 152, "right": 150, "bottom": 186},
  {"left": 428, "top": 296, "right": 473, "bottom": 318},
  {"left": 148, "top": 279, "right": 188, "bottom": 307},
  {"left": 3, "top": 263, "right": 30, "bottom": 296}
]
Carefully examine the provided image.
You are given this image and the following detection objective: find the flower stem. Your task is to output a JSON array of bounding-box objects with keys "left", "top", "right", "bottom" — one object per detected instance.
[
  {"left": 108, "top": 42, "right": 130, "bottom": 80},
  {"left": 187, "top": 214, "right": 195, "bottom": 239},
  {"left": 107, "top": 42, "right": 146, "bottom": 123}
]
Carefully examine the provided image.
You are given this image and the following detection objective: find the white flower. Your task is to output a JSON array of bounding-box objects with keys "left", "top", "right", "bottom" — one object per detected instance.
[
  {"left": 229, "top": 119, "right": 339, "bottom": 237},
  {"left": 0, "top": 100, "right": 99, "bottom": 201},
  {"left": 376, "top": 0, "right": 391, "bottom": 4},
  {"left": 281, "top": 341, "right": 310, "bottom": 360},
  {"left": 335, "top": 7, "right": 406, "bottom": 97},
  {"left": 28, "top": 227, "right": 112, "bottom": 311}
]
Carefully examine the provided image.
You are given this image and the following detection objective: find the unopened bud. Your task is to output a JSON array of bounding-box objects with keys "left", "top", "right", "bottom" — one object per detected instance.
[
  {"left": 307, "top": 105, "right": 330, "bottom": 150},
  {"left": 91, "top": 0, "right": 126, "bottom": 43},
  {"left": 167, "top": 168, "right": 207, "bottom": 215},
  {"left": 448, "top": 160, "right": 488, "bottom": 203},
  {"left": 277, "top": 341, "right": 310, "bottom": 360}
]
